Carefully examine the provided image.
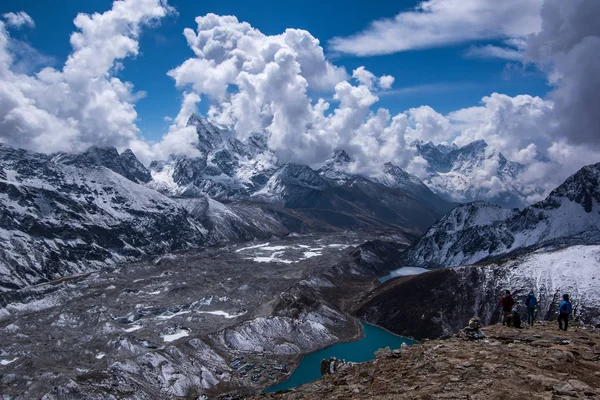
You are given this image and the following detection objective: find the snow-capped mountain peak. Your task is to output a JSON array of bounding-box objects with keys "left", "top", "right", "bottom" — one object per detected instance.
[
  {"left": 318, "top": 150, "right": 354, "bottom": 181},
  {"left": 148, "top": 116, "right": 278, "bottom": 199},
  {"left": 403, "top": 161, "right": 600, "bottom": 269},
  {"left": 535, "top": 162, "right": 600, "bottom": 213},
  {"left": 415, "top": 139, "right": 530, "bottom": 208},
  {"left": 52, "top": 146, "right": 151, "bottom": 184}
]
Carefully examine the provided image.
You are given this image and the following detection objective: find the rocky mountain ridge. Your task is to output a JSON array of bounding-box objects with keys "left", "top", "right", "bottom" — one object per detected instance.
[
  {"left": 402, "top": 162, "right": 600, "bottom": 269},
  {"left": 415, "top": 139, "right": 531, "bottom": 208},
  {"left": 0, "top": 127, "right": 449, "bottom": 291}
]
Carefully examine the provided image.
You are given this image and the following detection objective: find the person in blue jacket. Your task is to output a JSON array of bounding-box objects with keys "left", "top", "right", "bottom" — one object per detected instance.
[
  {"left": 558, "top": 294, "right": 572, "bottom": 331},
  {"left": 524, "top": 290, "right": 538, "bottom": 326}
]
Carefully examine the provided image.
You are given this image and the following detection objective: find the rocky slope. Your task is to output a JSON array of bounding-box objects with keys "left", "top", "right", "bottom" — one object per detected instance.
[
  {"left": 402, "top": 162, "right": 600, "bottom": 269},
  {"left": 317, "top": 150, "right": 450, "bottom": 214},
  {"left": 256, "top": 323, "right": 600, "bottom": 399},
  {"left": 0, "top": 234, "right": 410, "bottom": 399},
  {"left": 0, "top": 144, "right": 206, "bottom": 292},
  {"left": 415, "top": 140, "right": 531, "bottom": 208},
  {"left": 357, "top": 245, "right": 600, "bottom": 340}
]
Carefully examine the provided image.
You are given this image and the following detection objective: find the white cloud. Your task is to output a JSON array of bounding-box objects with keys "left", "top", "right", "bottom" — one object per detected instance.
[
  {"left": 525, "top": 0, "right": 600, "bottom": 149},
  {"left": 0, "top": 0, "right": 173, "bottom": 156},
  {"left": 465, "top": 44, "right": 523, "bottom": 61},
  {"left": 329, "top": 0, "right": 543, "bottom": 56},
  {"left": 165, "top": 12, "right": 599, "bottom": 201},
  {"left": 352, "top": 66, "right": 376, "bottom": 88},
  {"left": 449, "top": 93, "right": 555, "bottom": 159},
  {"left": 406, "top": 106, "right": 453, "bottom": 143},
  {"left": 378, "top": 75, "right": 394, "bottom": 90},
  {"left": 2, "top": 12, "right": 35, "bottom": 29},
  {"left": 134, "top": 92, "right": 202, "bottom": 161}
]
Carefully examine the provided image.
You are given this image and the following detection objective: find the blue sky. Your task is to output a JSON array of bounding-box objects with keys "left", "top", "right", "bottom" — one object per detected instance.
[{"left": 1, "top": 0, "right": 549, "bottom": 143}]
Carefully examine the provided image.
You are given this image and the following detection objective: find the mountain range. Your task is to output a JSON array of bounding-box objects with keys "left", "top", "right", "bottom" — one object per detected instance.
[
  {"left": 0, "top": 117, "right": 453, "bottom": 292},
  {"left": 1, "top": 115, "right": 596, "bottom": 293},
  {"left": 356, "top": 161, "right": 600, "bottom": 338},
  {"left": 414, "top": 140, "right": 531, "bottom": 208}
]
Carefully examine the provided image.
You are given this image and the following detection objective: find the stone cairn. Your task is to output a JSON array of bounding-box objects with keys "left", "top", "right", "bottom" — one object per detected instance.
[{"left": 459, "top": 316, "right": 485, "bottom": 341}]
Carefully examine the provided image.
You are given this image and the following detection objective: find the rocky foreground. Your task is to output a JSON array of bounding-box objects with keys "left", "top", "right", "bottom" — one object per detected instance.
[{"left": 256, "top": 322, "right": 600, "bottom": 399}]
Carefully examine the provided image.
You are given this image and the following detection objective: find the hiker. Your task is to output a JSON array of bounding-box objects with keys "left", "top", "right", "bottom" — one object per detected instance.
[
  {"left": 525, "top": 290, "right": 537, "bottom": 326},
  {"left": 320, "top": 359, "right": 328, "bottom": 376},
  {"left": 500, "top": 290, "right": 515, "bottom": 326},
  {"left": 558, "top": 294, "right": 572, "bottom": 331},
  {"left": 511, "top": 306, "right": 522, "bottom": 329}
]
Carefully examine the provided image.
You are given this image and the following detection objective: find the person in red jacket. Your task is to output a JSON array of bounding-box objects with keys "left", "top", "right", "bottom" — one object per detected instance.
[{"left": 500, "top": 290, "right": 516, "bottom": 326}]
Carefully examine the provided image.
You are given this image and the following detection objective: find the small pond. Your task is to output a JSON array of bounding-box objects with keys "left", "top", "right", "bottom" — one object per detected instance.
[
  {"left": 378, "top": 266, "right": 430, "bottom": 283},
  {"left": 264, "top": 322, "right": 416, "bottom": 393}
]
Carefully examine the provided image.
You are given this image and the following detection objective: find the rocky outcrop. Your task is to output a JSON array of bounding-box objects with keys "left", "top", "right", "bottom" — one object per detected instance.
[{"left": 256, "top": 323, "right": 600, "bottom": 399}]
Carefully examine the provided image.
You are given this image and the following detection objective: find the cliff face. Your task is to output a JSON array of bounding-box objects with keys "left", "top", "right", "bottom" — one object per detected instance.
[{"left": 256, "top": 323, "right": 600, "bottom": 399}]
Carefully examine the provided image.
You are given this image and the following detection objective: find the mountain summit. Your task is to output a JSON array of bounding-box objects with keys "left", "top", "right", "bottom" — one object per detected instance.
[
  {"left": 415, "top": 140, "right": 530, "bottom": 208},
  {"left": 403, "top": 161, "right": 600, "bottom": 268}
]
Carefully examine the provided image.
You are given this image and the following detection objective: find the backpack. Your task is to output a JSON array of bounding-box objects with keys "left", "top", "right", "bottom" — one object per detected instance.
[
  {"left": 560, "top": 301, "right": 572, "bottom": 314},
  {"left": 526, "top": 295, "right": 537, "bottom": 307},
  {"left": 512, "top": 311, "right": 522, "bottom": 328}
]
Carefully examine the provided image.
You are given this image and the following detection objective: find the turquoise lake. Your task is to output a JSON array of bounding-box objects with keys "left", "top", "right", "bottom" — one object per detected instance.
[{"left": 264, "top": 322, "right": 417, "bottom": 393}]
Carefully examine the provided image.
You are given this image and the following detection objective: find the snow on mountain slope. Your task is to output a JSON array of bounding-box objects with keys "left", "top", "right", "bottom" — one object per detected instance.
[
  {"left": 317, "top": 151, "right": 451, "bottom": 213},
  {"left": 148, "top": 115, "right": 278, "bottom": 200},
  {"left": 0, "top": 144, "right": 207, "bottom": 291},
  {"left": 415, "top": 140, "right": 531, "bottom": 208},
  {"left": 359, "top": 244, "right": 600, "bottom": 339},
  {"left": 53, "top": 146, "right": 152, "bottom": 184},
  {"left": 403, "top": 162, "right": 600, "bottom": 268},
  {"left": 145, "top": 116, "right": 452, "bottom": 232}
]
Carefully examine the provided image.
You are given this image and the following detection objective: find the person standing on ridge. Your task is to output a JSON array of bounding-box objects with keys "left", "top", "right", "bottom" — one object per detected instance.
[
  {"left": 558, "top": 294, "right": 572, "bottom": 331},
  {"left": 525, "top": 290, "right": 538, "bottom": 326},
  {"left": 500, "top": 290, "right": 515, "bottom": 326}
]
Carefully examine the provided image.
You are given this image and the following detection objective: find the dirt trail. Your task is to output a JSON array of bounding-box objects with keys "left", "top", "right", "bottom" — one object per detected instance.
[{"left": 255, "top": 322, "right": 600, "bottom": 399}]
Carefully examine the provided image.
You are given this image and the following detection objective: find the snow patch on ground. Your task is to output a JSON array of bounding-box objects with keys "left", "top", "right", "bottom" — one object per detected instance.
[
  {"left": 95, "top": 353, "right": 105, "bottom": 360},
  {"left": 1, "top": 357, "right": 18, "bottom": 365},
  {"left": 157, "top": 310, "right": 191, "bottom": 320},
  {"left": 123, "top": 325, "right": 143, "bottom": 333},
  {"left": 235, "top": 242, "right": 270, "bottom": 252},
  {"left": 163, "top": 330, "right": 190, "bottom": 343},
  {"left": 302, "top": 251, "right": 322, "bottom": 259},
  {"left": 197, "top": 310, "right": 246, "bottom": 319},
  {"left": 247, "top": 251, "right": 294, "bottom": 264}
]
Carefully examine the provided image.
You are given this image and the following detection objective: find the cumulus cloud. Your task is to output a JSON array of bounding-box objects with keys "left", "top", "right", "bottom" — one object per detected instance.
[
  {"left": 449, "top": 93, "right": 555, "bottom": 160},
  {"left": 169, "top": 14, "right": 405, "bottom": 165},
  {"left": 329, "top": 0, "right": 543, "bottom": 56},
  {"left": 0, "top": 0, "right": 173, "bottom": 157},
  {"left": 164, "top": 11, "right": 599, "bottom": 201},
  {"left": 132, "top": 92, "right": 202, "bottom": 161},
  {"left": 525, "top": 0, "right": 600, "bottom": 149},
  {"left": 2, "top": 12, "right": 35, "bottom": 29},
  {"left": 378, "top": 75, "right": 394, "bottom": 90}
]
